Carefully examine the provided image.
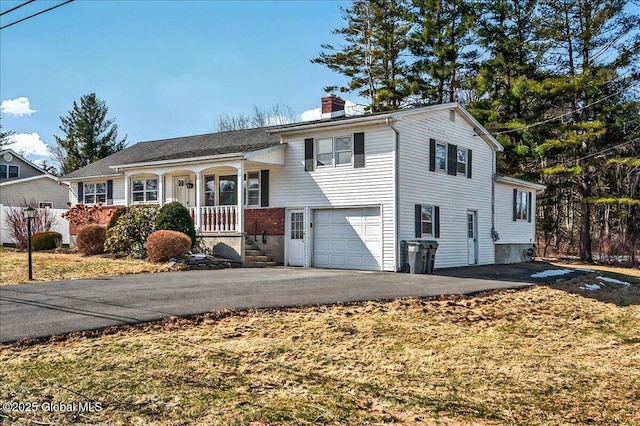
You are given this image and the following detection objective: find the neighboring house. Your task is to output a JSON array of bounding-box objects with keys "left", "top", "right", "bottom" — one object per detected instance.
[
  {"left": 0, "top": 149, "right": 69, "bottom": 209},
  {"left": 61, "top": 96, "right": 545, "bottom": 270}
]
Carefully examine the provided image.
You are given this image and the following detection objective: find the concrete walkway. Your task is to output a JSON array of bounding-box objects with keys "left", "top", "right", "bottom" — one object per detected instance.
[{"left": 0, "top": 263, "right": 586, "bottom": 343}]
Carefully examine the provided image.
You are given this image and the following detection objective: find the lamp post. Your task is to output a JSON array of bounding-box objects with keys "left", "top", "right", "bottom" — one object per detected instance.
[{"left": 23, "top": 206, "right": 35, "bottom": 281}]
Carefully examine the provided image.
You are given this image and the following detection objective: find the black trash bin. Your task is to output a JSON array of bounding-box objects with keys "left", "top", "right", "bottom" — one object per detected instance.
[{"left": 420, "top": 240, "right": 439, "bottom": 274}]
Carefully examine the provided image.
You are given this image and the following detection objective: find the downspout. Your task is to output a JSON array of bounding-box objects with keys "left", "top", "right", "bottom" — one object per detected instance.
[
  {"left": 491, "top": 150, "right": 497, "bottom": 243},
  {"left": 386, "top": 117, "right": 400, "bottom": 272}
]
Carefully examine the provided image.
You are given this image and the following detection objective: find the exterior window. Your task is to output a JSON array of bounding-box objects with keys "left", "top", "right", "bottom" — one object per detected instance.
[
  {"left": 421, "top": 206, "right": 433, "bottom": 236},
  {"left": 316, "top": 136, "right": 353, "bottom": 167},
  {"left": 204, "top": 175, "right": 215, "bottom": 206},
  {"left": 516, "top": 190, "right": 529, "bottom": 221},
  {"left": 457, "top": 148, "right": 467, "bottom": 174},
  {"left": 132, "top": 179, "right": 158, "bottom": 203},
  {"left": 335, "top": 136, "right": 352, "bottom": 165},
  {"left": 39, "top": 201, "right": 53, "bottom": 209},
  {"left": 290, "top": 212, "right": 304, "bottom": 239},
  {"left": 219, "top": 175, "right": 237, "bottom": 206},
  {"left": 316, "top": 138, "right": 333, "bottom": 167},
  {"left": 435, "top": 143, "right": 446, "bottom": 171},
  {"left": 0, "top": 164, "right": 19, "bottom": 178},
  {"left": 245, "top": 172, "right": 260, "bottom": 206},
  {"left": 84, "top": 182, "right": 107, "bottom": 204}
]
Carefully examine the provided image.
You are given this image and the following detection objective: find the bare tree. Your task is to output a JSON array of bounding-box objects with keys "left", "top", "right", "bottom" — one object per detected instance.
[
  {"left": 215, "top": 103, "right": 298, "bottom": 132},
  {"left": 5, "top": 198, "right": 57, "bottom": 249}
]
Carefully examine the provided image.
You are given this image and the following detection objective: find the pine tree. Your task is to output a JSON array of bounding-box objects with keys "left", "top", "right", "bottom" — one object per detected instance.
[
  {"left": 535, "top": 0, "right": 640, "bottom": 262},
  {"left": 311, "top": 0, "right": 411, "bottom": 112},
  {"left": 52, "top": 93, "right": 126, "bottom": 175},
  {"left": 408, "top": 0, "right": 479, "bottom": 105}
]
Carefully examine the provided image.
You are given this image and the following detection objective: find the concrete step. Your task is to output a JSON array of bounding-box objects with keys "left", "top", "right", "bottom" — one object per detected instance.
[
  {"left": 243, "top": 261, "right": 278, "bottom": 268},
  {"left": 245, "top": 255, "right": 271, "bottom": 262},
  {"left": 245, "top": 249, "right": 264, "bottom": 256}
]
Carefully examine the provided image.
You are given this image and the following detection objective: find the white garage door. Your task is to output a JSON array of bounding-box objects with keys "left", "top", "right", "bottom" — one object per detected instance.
[{"left": 313, "top": 207, "right": 381, "bottom": 271}]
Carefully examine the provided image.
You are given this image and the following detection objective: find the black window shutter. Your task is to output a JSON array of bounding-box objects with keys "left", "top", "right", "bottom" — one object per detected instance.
[
  {"left": 354, "top": 132, "right": 365, "bottom": 168},
  {"left": 260, "top": 170, "right": 269, "bottom": 207},
  {"left": 513, "top": 188, "right": 518, "bottom": 221},
  {"left": 447, "top": 144, "right": 457, "bottom": 175},
  {"left": 467, "top": 149, "right": 472, "bottom": 178},
  {"left": 429, "top": 138, "right": 436, "bottom": 172},
  {"left": 78, "top": 182, "right": 84, "bottom": 203},
  {"left": 527, "top": 191, "right": 532, "bottom": 222},
  {"left": 304, "top": 138, "right": 314, "bottom": 171},
  {"left": 434, "top": 206, "right": 440, "bottom": 238},
  {"left": 107, "top": 180, "right": 113, "bottom": 205},
  {"left": 415, "top": 204, "right": 422, "bottom": 238}
]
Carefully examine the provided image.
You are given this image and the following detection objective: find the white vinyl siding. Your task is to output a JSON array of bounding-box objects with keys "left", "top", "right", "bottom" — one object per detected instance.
[
  {"left": 494, "top": 183, "right": 537, "bottom": 244},
  {"left": 270, "top": 125, "right": 396, "bottom": 271},
  {"left": 398, "top": 109, "right": 496, "bottom": 268},
  {"left": 69, "top": 178, "right": 125, "bottom": 206}
]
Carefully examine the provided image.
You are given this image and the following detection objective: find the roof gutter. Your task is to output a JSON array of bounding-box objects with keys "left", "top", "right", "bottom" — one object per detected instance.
[
  {"left": 268, "top": 115, "right": 392, "bottom": 135},
  {"left": 109, "top": 152, "right": 244, "bottom": 171}
]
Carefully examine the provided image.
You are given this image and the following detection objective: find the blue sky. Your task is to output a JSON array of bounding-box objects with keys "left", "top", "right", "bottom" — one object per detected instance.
[{"left": 0, "top": 0, "right": 356, "bottom": 167}]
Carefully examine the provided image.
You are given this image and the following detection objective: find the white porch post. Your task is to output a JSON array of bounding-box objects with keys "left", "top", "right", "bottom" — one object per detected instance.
[
  {"left": 124, "top": 174, "right": 130, "bottom": 207},
  {"left": 236, "top": 160, "right": 244, "bottom": 234},
  {"left": 158, "top": 174, "right": 165, "bottom": 207},
  {"left": 195, "top": 171, "right": 202, "bottom": 231}
]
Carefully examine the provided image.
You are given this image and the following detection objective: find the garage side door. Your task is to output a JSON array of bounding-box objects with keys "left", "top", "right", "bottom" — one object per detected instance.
[{"left": 313, "top": 207, "right": 381, "bottom": 271}]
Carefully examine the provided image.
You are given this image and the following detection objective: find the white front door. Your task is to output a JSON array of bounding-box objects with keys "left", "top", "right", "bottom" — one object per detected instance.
[
  {"left": 287, "top": 210, "right": 305, "bottom": 267},
  {"left": 174, "top": 176, "right": 189, "bottom": 207},
  {"left": 467, "top": 211, "right": 477, "bottom": 265}
]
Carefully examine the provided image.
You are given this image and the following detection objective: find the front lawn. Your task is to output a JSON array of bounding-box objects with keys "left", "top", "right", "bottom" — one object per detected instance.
[
  {"left": 0, "top": 248, "right": 172, "bottom": 285},
  {"left": 1, "top": 284, "right": 639, "bottom": 425}
]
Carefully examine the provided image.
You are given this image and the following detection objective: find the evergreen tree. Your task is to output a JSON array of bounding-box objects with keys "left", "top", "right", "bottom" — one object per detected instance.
[
  {"left": 535, "top": 0, "right": 640, "bottom": 262},
  {"left": 52, "top": 93, "right": 126, "bottom": 175},
  {"left": 408, "top": 0, "right": 479, "bottom": 105},
  {"left": 0, "top": 117, "right": 13, "bottom": 148},
  {"left": 312, "top": 0, "right": 411, "bottom": 112}
]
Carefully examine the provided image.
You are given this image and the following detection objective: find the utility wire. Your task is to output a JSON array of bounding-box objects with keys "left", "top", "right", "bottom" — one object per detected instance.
[
  {"left": 0, "top": 0, "right": 35, "bottom": 17},
  {"left": 493, "top": 78, "right": 640, "bottom": 136},
  {"left": 0, "top": 0, "right": 74, "bottom": 31}
]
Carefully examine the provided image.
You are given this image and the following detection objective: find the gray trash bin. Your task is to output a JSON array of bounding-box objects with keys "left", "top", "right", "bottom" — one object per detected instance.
[
  {"left": 420, "top": 240, "right": 439, "bottom": 274},
  {"left": 405, "top": 241, "right": 425, "bottom": 274}
]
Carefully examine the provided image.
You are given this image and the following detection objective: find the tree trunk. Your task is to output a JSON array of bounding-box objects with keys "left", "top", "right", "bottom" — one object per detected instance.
[{"left": 579, "top": 176, "right": 593, "bottom": 262}]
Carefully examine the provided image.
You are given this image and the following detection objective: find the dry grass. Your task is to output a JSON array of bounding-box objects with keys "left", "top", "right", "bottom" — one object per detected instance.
[
  {"left": 0, "top": 248, "right": 172, "bottom": 285},
  {"left": 550, "top": 260, "right": 640, "bottom": 278},
  {"left": 1, "top": 284, "right": 639, "bottom": 425}
]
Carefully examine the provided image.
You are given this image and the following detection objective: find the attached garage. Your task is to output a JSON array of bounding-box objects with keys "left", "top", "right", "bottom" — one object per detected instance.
[{"left": 312, "top": 207, "right": 382, "bottom": 271}]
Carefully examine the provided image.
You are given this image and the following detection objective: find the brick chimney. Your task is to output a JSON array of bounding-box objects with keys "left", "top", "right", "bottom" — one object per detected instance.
[{"left": 321, "top": 94, "right": 346, "bottom": 119}]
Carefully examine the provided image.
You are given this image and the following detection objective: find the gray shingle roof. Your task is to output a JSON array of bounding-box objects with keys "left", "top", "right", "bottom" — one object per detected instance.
[{"left": 63, "top": 127, "right": 281, "bottom": 180}]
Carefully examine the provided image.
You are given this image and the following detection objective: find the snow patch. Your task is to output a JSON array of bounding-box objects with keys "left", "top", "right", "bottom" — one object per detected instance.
[
  {"left": 597, "top": 276, "right": 631, "bottom": 287},
  {"left": 579, "top": 284, "right": 602, "bottom": 291},
  {"left": 530, "top": 269, "right": 574, "bottom": 278}
]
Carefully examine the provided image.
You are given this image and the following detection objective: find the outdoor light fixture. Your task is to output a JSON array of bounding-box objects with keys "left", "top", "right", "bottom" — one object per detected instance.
[
  {"left": 23, "top": 206, "right": 35, "bottom": 280},
  {"left": 186, "top": 181, "right": 194, "bottom": 189}
]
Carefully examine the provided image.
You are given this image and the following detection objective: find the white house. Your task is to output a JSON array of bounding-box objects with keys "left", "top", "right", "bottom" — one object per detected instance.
[{"left": 62, "top": 96, "right": 545, "bottom": 271}]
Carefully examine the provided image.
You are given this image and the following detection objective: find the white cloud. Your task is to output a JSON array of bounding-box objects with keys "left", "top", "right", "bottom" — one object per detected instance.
[
  {"left": 1, "top": 97, "right": 37, "bottom": 117},
  {"left": 300, "top": 99, "right": 364, "bottom": 122},
  {"left": 7, "top": 133, "right": 50, "bottom": 157}
]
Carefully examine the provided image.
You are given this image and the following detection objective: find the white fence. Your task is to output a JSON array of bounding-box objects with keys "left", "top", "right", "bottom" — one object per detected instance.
[{"left": 0, "top": 204, "right": 70, "bottom": 246}]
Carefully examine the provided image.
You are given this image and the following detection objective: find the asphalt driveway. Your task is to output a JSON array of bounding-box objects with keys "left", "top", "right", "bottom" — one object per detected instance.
[{"left": 0, "top": 262, "right": 588, "bottom": 343}]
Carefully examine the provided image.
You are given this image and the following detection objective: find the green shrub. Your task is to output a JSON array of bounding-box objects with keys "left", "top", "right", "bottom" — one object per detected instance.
[
  {"left": 104, "top": 205, "right": 159, "bottom": 258},
  {"left": 155, "top": 202, "right": 197, "bottom": 247},
  {"left": 76, "top": 225, "right": 106, "bottom": 255},
  {"left": 146, "top": 230, "right": 192, "bottom": 263},
  {"left": 107, "top": 207, "right": 128, "bottom": 230},
  {"left": 31, "top": 231, "right": 62, "bottom": 251}
]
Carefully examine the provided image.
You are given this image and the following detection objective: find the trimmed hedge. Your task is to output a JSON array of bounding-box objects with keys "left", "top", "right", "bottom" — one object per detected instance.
[
  {"left": 76, "top": 225, "right": 106, "bottom": 255},
  {"left": 31, "top": 231, "right": 62, "bottom": 251},
  {"left": 146, "top": 230, "right": 192, "bottom": 263},
  {"left": 155, "top": 202, "right": 197, "bottom": 247}
]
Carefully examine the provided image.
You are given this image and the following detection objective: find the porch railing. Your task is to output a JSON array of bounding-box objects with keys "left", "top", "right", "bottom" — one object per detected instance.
[{"left": 190, "top": 206, "right": 238, "bottom": 232}]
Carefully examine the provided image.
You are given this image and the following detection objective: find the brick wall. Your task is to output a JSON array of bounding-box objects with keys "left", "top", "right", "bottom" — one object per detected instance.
[
  {"left": 69, "top": 205, "right": 123, "bottom": 235},
  {"left": 244, "top": 208, "right": 285, "bottom": 236}
]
